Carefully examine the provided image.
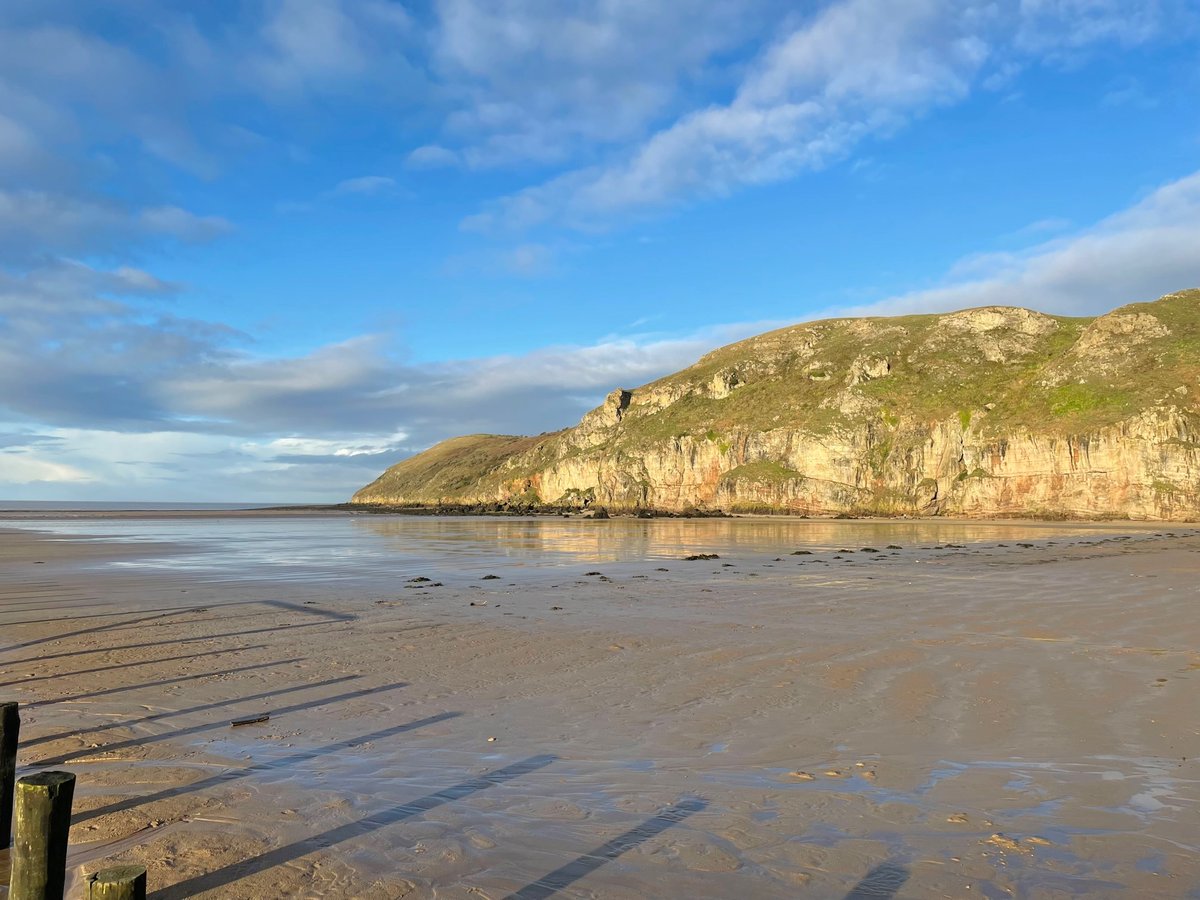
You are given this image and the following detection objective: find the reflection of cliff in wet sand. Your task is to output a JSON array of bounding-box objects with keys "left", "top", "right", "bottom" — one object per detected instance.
[
  {"left": 355, "top": 290, "right": 1200, "bottom": 520},
  {"left": 352, "top": 514, "right": 1135, "bottom": 565}
]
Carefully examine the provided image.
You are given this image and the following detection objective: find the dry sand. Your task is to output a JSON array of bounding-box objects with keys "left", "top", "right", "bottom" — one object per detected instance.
[{"left": 0, "top": 515, "right": 1197, "bottom": 898}]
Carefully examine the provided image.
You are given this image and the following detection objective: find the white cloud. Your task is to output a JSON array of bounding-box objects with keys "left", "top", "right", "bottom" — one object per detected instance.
[
  {"left": 109, "top": 266, "right": 178, "bottom": 295},
  {"left": 465, "top": 0, "right": 994, "bottom": 231},
  {"left": 0, "top": 449, "right": 94, "bottom": 484},
  {"left": 2, "top": 0, "right": 1188, "bottom": 247},
  {"left": 818, "top": 170, "right": 1200, "bottom": 318},
  {"left": 0, "top": 190, "right": 231, "bottom": 262},
  {"left": 249, "top": 432, "right": 409, "bottom": 458},
  {"left": 0, "top": 2, "right": 422, "bottom": 191},
  {"left": 431, "top": 0, "right": 782, "bottom": 167},
  {"left": 462, "top": 0, "right": 1190, "bottom": 232},
  {"left": 0, "top": 111, "right": 40, "bottom": 169},
  {"left": 137, "top": 205, "right": 234, "bottom": 242},
  {"left": 0, "top": 425, "right": 400, "bottom": 502},
  {"left": 406, "top": 144, "right": 460, "bottom": 169},
  {"left": 332, "top": 175, "right": 400, "bottom": 196},
  {"left": 1015, "top": 0, "right": 1168, "bottom": 52},
  {"left": 0, "top": 21, "right": 149, "bottom": 104},
  {"left": 505, "top": 243, "right": 552, "bottom": 275},
  {"left": 247, "top": 0, "right": 414, "bottom": 95},
  {"left": 0, "top": 260, "right": 240, "bottom": 428}
]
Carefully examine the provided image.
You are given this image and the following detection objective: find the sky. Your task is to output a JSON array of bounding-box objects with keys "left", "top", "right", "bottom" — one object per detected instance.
[{"left": 0, "top": 0, "right": 1198, "bottom": 503}]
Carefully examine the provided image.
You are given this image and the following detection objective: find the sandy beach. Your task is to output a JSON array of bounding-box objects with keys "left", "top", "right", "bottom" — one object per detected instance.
[{"left": 0, "top": 513, "right": 1197, "bottom": 898}]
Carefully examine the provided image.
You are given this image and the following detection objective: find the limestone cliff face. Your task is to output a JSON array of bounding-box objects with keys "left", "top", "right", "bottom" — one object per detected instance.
[{"left": 353, "top": 291, "right": 1200, "bottom": 521}]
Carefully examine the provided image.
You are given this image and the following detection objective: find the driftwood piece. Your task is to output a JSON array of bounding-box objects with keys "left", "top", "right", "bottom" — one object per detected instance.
[{"left": 230, "top": 714, "right": 270, "bottom": 727}]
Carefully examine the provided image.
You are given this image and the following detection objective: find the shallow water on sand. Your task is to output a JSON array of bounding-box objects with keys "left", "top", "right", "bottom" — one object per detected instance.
[{"left": 1, "top": 514, "right": 1132, "bottom": 582}]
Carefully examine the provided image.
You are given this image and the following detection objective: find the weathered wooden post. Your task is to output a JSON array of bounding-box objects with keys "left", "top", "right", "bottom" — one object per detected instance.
[
  {"left": 10, "top": 771, "right": 76, "bottom": 899},
  {"left": 1, "top": 701, "right": 18, "bottom": 847},
  {"left": 89, "top": 865, "right": 147, "bottom": 900}
]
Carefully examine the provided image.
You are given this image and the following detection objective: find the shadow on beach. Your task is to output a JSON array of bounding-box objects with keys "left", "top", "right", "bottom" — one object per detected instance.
[
  {"left": 505, "top": 797, "right": 708, "bottom": 900},
  {"left": 149, "top": 754, "right": 559, "bottom": 899}
]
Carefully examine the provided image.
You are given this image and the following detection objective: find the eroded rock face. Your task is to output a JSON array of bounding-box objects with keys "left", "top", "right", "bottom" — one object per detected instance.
[
  {"left": 708, "top": 369, "right": 743, "bottom": 398},
  {"left": 924, "top": 307, "right": 1059, "bottom": 364},
  {"left": 572, "top": 389, "right": 632, "bottom": 448},
  {"left": 354, "top": 292, "right": 1200, "bottom": 521},
  {"left": 848, "top": 356, "right": 890, "bottom": 385},
  {"left": 523, "top": 408, "right": 1199, "bottom": 520},
  {"left": 1061, "top": 313, "right": 1169, "bottom": 371}
]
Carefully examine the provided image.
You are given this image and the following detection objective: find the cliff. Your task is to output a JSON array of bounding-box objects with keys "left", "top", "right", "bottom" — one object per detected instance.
[{"left": 353, "top": 290, "right": 1200, "bottom": 520}]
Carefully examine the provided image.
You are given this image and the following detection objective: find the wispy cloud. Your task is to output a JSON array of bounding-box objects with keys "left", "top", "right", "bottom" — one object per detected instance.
[
  {"left": 332, "top": 175, "right": 400, "bottom": 196},
  {"left": 815, "top": 170, "right": 1200, "bottom": 318},
  {"left": 1014, "top": 0, "right": 1171, "bottom": 53},
  {"left": 405, "top": 144, "right": 460, "bottom": 169},
  {"left": 461, "top": 0, "right": 1188, "bottom": 233},
  {"left": 233, "top": 0, "right": 417, "bottom": 98},
  {"left": 430, "top": 0, "right": 779, "bottom": 168},
  {"left": 0, "top": 449, "right": 94, "bottom": 485},
  {"left": 0, "top": 190, "right": 231, "bottom": 263},
  {"left": 277, "top": 175, "right": 408, "bottom": 212}
]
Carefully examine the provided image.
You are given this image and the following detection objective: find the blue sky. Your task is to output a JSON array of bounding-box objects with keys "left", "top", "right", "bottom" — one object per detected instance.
[{"left": 1, "top": 0, "right": 1198, "bottom": 502}]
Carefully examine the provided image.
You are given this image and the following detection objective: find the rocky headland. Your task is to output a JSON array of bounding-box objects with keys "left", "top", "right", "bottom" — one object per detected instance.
[{"left": 354, "top": 290, "right": 1200, "bottom": 520}]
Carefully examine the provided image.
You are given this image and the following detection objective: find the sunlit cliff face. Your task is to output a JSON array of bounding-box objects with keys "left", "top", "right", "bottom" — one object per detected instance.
[{"left": 354, "top": 292, "right": 1200, "bottom": 522}]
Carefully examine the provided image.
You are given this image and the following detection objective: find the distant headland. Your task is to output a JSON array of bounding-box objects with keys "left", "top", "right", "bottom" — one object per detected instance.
[{"left": 353, "top": 290, "right": 1200, "bottom": 521}]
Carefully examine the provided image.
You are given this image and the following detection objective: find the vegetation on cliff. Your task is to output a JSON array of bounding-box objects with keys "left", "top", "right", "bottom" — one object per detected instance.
[{"left": 353, "top": 291, "right": 1200, "bottom": 519}]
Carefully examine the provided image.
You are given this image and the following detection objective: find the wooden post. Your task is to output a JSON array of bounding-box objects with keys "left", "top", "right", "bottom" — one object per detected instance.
[
  {"left": 1, "top": 701, "right": 17, "bottom": 847},
  {"left": 10, "top": 771, "right": 76, "bottom": 900},
  {"left": 89, "top": 865, "right": 147, "bottom": 900}
]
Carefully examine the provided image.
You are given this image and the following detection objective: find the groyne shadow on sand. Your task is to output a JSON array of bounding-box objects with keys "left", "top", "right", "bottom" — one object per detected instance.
[
  {"left": 20, "top": 654, "right": 311, "bottom": 747},
  {"left": 18, "top": 656, "right": 301, "bottom": 710},
  {"left": 2, "top": 596, "right": 355, "bottom": 652},
  {"left": 504, "top": 797, "right": 708, "bottom": 900},
  {"left": 147, "top": 754, "right": 559, "bottom": 899},
  {"left": 73, "top": 711, "right": 462, "bottom": 824},
  {"left": 0, "top": 620, "right": 331, "bottom": 666},
  {"left": 0, "top": 644, "right": 272, "bottom": 689},
  {"left": 32, "top": 678, "right": 410, "bottom": 767},
  {"left": 4, "top": 607, "right": 224, "bottom": 651},
  {"left": 844, "top": 861, "right": 910, "bottom": 899}
]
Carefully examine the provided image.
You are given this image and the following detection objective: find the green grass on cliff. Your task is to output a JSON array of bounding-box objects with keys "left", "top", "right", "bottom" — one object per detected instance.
[
  {"left": 352, "top": 433, "right": 558, "bottom": 504},
  {"left": 614, "top": 290, "right": 1200, "bottom": 446}
]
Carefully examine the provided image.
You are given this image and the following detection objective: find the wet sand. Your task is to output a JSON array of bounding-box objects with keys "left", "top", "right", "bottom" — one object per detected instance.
[{"left": 0, "top": 515, "right": 1197, "bottom": 898}]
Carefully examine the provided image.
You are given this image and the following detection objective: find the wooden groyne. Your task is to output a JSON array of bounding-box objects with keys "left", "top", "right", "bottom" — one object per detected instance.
[{"left": 1, "top": 701, "right": 147, "bottom": 899}]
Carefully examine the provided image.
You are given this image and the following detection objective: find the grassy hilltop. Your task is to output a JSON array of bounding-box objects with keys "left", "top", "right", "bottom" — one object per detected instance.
[{"left": 354, "top": 290, "right": 1200, "bottom": 520}]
